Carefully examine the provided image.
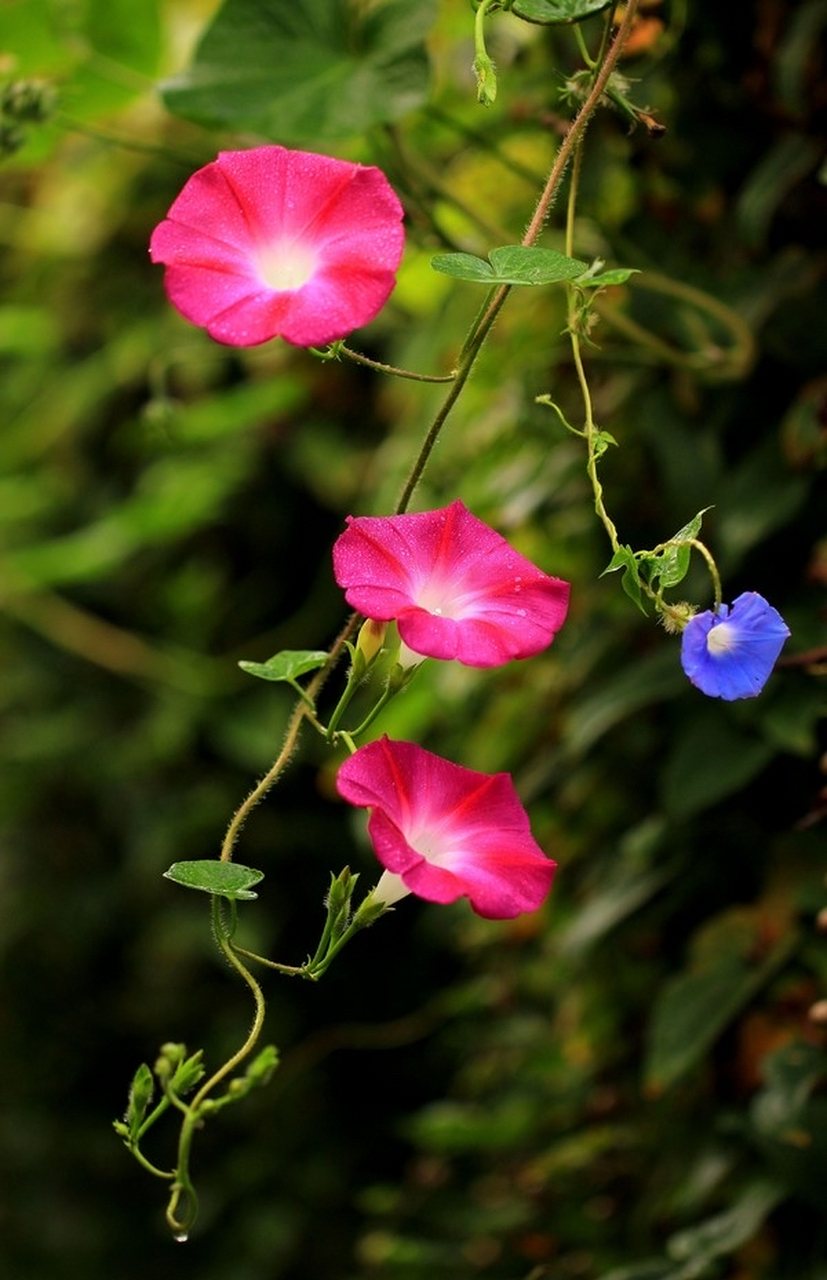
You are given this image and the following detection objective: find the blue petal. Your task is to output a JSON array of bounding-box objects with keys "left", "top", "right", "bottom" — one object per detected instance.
[{"left": 680, "top": 592, "right": 790, "bottom": 701}]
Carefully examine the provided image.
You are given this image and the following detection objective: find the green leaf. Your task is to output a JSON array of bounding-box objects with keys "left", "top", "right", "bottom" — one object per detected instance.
[
  {"left": 565, "top": 648, "right": 683, "bottom": 758},
  {"left": 597, "top": 1264, "right": 675, "bottom": 1280},
  {"left": 430, "top": 253, "right": 496, "bottom": 283},
  {"left": 85, "top": 0, "right": 161, "bottom": 80},
  {"left": 170, "top": 1050, "right": 206, "bottom": 1095},
  {"left": 750, "top": 1041, "right": 827, "bottom": 1210},
  {"left": 559, "top": 818, "right": 674, "bottom": 956},
  {"left": 593, "top": 430, "right": 618, "bottom": 458},
  {"left": 650, "top": 507, "right": 711, "bottom": 590},
  {"left": 661, "top": 709, "right": 774, "bottom": 819},
  {"left": 577, "top": 267, "right": 640, "bottom": 288},
  {"left": 644, "top": 931, "right": 797, "bottom": 1093},
  {"left": 601, "top": 544, "right": 646, "bottom": 613},
  {"left": 126, "top": 1063, "right": 154, "bottom": 1139},
  {"left": 751, "top": 1041, "right": 825, "bottom": 1141},
  {"left": 431, "top": 245, "right": 588, "bottom": 287},
  {"left": 511, "top": 0, "right": 613, "bottom": 25},
  {"left": 160, "top": 0, "right": 435, "bottom": 145},
  {"left": 487, "top": 245, "right": 589, "bottom": 284},
  {"left": 666, "top": 1181, "right": 784, "bottom": 1271},
  {"left": 736, "top": 133, "right": 822, "bottom": 248},
  {"left": 163, "top": 860, "right": 264, "bottom": 901},
  {"left": 597, "top": 1182, "right": 784, "bottom": 1280},
  {"left": 238, "top": 650, "right": 329, "bottom": 683}
]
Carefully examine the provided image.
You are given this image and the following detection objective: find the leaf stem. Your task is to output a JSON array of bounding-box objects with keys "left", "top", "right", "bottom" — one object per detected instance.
[{"left": 338, "top": 344, "right": 456, "bottom": 384}]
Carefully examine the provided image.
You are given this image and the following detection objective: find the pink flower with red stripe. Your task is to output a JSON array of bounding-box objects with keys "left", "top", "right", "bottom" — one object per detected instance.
[
  {"left": 332, "top": 500, "right": 570, "bottom": 668},
  {"left": 337, "top": 737, "right": 556, "bottom": 920},
  {"left": 150, "top": 146, "right": 405, "bottom": 348}
]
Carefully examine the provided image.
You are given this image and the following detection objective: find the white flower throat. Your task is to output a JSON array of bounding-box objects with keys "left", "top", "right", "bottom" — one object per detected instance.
[{"left": 257, "top": 242, "right": 317, "bottom": 291}]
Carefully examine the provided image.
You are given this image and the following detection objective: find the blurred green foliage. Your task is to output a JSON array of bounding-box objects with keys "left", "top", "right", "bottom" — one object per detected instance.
[{"left": 0, "top": 1, "right": 825, "bottom": 1278}]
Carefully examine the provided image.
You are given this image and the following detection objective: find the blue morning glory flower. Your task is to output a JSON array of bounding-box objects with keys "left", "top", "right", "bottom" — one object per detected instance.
[{"left": 680, "top": 591, "right": 790, "bottom": 701}]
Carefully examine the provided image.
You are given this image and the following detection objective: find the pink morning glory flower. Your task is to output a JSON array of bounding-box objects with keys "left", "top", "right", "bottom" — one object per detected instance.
[
  {"left": 680, "top": 591, "right": 790, "bottom": 700},
  {"left": 149, "top": 146, "right": 405, "bottom": 348},
  {"left": 332, "top": 500, "right": 570, "bottom": 668},
  {"left": 337, "top": 737, "right": 556, "bottom": 919}
]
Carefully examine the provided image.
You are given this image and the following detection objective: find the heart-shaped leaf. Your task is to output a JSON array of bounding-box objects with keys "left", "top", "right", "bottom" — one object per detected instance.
[
  {"left": 651, "top": 507, "right": 712, "bottom": 590},
  {"left": 432, "top": 245, "right": 588, "bottom": 287},
  {"left": 238, "top": 650, "right": 329, "bottom": 683},
  {"left": 511, "top": 0, "right": 613, "bottom": 25},
  {"left": 160, "top": 0, "right": 435, "bottom": 144},
  {"left": 164, "top": 860, "right": 264, "bottom": 900}
]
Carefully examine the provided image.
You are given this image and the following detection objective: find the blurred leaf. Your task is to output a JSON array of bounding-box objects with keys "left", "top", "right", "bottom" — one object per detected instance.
[
  {"left": 8, "top": 448, "right": 253, "bottom": 586},
  {"left": 163, "top": 860, "right": 264, "bottom": 901},
  {"left": 666, "top": 1181, "right": 784, "bottom": 1276},
  {"left": 750, "top": 1042, "right": 827, "bottom": 1211},
  {"left": 751, "top": 1040, "right": 825, "bottom": 1141},
  {"left": 565, "top": 647, "right": 683, "bottom": 757},
  {"left": 403, "top": 1098, "right": 537, "bottom": 1152},
  {"left": 780, "top": 376, "right": 827, "bottom": 471},
  {"left": 774, "top": 0, "right": 827, "bottom": 115},
  {"left": 0, "top": 306, "right": 59, "bottom": 355},
  {"left": 84, "top": 0, "right": 160, "bottom": 78},
  {"left": 599, "top": 1181, "right": 784, "bottom": 1280},
  {"left": 511, "top": 0, "right": 613, "bottom": 24},
  {"left": 716, "top": 438, "right": 808, "bottom": 571},
  {"left": 559, "top": 817, "right": 674, "bottom": 955},
  {"left": 737, "top": 133, "right": 821, "bottom": 248},
  {"left": 160, "top": 0, "right": 435, "bottom": 144},
  {"left": 661, "top": 709, "right": 775, "bottom": 819},
  {"left": 0, "top": 0, "right": 160, "bottom": 138},
  {"left": 645, "top": 930, "right": 798, "bottom": 1093},
  {"left": 754, "top": 682, "right": 823, "bottom": 756},
  {"left": 598, "top": 1262, "right": 675, "bottom": 1280},
  {"left": 143, "top": 370, "right": 308, "bottom": 445}
]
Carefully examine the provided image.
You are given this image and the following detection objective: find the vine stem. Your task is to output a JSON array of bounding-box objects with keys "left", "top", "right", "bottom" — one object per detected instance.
[
  {"left": 397, "top": 0, "right": 640, "bottom": 515},
  {"left": 162, "top": 7, "right": 646, "bottom": 1227},
  {"left": 166, "top": 898, "right": 267, "bottom": 1235},
  {"left": 219, "top": 610, "right": 359, "bottom": 863},
  {"left": 522, "top": 0, "right": 638, "bottom": 247},
  {"left": 687, "top": 538, "right": 723, "bottom": 611},
  {"left": 218, "top": 0, "right": 642, "bottom": 865}
]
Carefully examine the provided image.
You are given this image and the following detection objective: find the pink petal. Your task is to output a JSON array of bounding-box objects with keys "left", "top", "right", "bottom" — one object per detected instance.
[
  {"left": 332, "top": 501, "right": 570, "bottom": 667},
  {"left": 337, "top": 738, "right": 556, "bottom": 920},
  {"left": 150, "top": 146, "right": 405, "bottom": 348}
]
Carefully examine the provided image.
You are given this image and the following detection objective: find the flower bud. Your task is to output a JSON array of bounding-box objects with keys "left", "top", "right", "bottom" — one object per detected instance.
[{"left": 355, "top": 618, "right": 387, "bottom": 667}]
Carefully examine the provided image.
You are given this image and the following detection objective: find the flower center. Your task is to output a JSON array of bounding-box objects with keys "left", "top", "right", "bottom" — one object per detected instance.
[
  {"left": 706, "top": 621, "right": 737, "bottom": 656},
  {"left": 257, "top": 242, "right": 318, "bottom": 292},
  {"left": 416, "top": 576, "right": 458, "bottom": 619}
]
